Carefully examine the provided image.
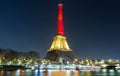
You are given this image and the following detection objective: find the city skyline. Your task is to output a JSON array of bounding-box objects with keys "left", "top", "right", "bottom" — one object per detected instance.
[{"left": 0, "top": 0, "right": 120, "bottom": 60}]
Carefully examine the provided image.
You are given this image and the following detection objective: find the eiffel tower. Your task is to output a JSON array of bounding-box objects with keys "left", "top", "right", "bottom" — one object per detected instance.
[{"left": 45, "top": 3, "right": 75, "bottom": 62}]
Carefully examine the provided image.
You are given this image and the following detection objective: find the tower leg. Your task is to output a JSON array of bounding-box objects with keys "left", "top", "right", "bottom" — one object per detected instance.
[{"left": 45, "top": 50, "right": 76, "bottom": 62}]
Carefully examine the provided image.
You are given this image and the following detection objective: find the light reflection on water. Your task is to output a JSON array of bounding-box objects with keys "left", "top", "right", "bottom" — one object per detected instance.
[{"left": 0, "top": 69, "right": 119, "bottom": 76}]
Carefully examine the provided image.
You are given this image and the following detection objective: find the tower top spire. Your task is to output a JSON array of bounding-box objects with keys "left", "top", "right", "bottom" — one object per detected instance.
[{"left": 57, "top": 2, "right": 65, "bottom": 36}]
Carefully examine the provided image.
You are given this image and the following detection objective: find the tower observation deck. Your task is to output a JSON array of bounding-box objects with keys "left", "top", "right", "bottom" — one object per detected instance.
[{"left": 45, "top": 3, "right": 75, "bottom": 62}]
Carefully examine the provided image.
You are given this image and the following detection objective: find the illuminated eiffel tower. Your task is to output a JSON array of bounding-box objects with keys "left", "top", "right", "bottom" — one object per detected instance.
[{"left": 45, "top": 3, "right": 75, "bottom": 62}]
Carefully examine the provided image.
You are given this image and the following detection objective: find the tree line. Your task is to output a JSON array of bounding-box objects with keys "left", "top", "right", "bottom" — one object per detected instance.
[{"left": 0, "top": 48, "right": 40, "bottom": 61}]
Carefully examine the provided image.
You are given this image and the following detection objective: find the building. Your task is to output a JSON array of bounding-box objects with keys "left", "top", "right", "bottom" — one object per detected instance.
[{"left": 45, "top": 3, "right": 76, "bottom": 62}]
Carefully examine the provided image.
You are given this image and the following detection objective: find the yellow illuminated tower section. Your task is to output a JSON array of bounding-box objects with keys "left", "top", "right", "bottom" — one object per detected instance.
[
  {"left": 45, "top": 3, "right": 75, "bottom": 62},
  {"left": 49, "top": 35, "right": 71, "bottom": 51}
]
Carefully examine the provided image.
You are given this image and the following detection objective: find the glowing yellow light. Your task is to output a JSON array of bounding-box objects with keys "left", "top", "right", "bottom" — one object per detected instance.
[{"left": 48, "top": 35, "right": 71, "bottom": 51}]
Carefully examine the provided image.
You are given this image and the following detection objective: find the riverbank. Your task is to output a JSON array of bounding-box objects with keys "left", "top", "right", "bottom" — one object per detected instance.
[{"left": 0, "top": 65, "right": 30, "bottom": 71}]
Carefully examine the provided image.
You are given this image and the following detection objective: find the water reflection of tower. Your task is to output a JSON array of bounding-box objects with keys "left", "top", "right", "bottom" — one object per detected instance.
[{"left": 45, "top": 2, "right": 76, "bottom": 62}]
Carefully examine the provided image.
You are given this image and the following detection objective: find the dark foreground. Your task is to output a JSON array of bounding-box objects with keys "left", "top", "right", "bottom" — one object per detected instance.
[{"left": 0, "top": 69, "right": 120, "bottom": 76}]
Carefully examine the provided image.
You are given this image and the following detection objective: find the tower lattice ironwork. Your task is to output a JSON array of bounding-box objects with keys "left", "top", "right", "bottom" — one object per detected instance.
[{"left": 45, "top": 3, "right": 75, "bottom": 62}]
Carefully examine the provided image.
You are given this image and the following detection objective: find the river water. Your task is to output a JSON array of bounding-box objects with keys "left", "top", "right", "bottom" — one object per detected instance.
[{"left": 0, "top": 69, "right": 120, "bottom": 76}]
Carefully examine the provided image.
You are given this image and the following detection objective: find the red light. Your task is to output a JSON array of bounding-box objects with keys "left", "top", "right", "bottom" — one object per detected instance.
[{"left": 57, "top": 3, "right": 65, "bottom": 36}]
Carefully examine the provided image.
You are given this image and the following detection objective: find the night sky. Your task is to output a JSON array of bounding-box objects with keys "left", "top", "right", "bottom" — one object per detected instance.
[{"left": 0, "top": 0, "right": 120, "bottom": 60}]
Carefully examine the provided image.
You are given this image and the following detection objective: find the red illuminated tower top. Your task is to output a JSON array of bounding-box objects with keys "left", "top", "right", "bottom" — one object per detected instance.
[{"left": 57, "top": 3, "right": 65, "bottom": 36}]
